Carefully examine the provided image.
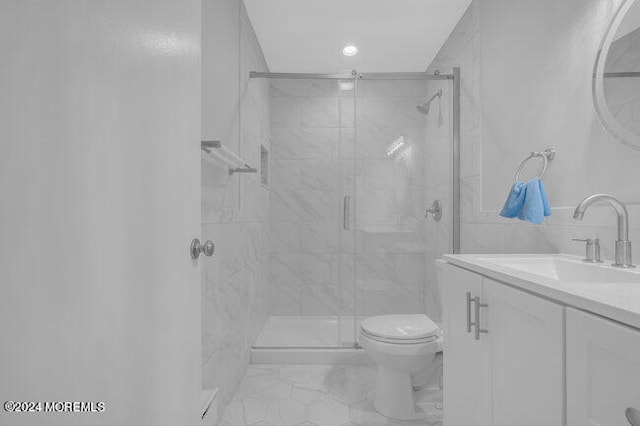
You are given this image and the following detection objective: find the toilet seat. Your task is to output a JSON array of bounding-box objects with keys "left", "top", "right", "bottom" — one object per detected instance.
[
  {"left": 361, "top": 328, "right": 440, "bottom": 344},
  {"left": 361, "top": 314, "right": 441, "bottom": 345}
]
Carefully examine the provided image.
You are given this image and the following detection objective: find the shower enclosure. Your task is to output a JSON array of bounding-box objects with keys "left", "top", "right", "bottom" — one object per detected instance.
[{"left": 250, "top": 70, "right": 460, "bottom": 355}]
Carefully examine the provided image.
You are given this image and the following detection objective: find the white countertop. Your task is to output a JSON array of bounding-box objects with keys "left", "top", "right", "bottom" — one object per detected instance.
[{"left": 443, "top": 253, "right": 640, "bottom": 330}]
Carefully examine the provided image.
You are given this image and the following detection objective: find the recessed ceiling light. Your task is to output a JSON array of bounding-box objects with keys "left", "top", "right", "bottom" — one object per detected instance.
[{"left": 342, "top": 45, "right": 358, "bottom": 57}]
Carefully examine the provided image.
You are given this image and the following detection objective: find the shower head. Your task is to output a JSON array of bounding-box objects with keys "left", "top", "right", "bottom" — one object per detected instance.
[{"left": 416, "top": 89, "right": 443, "bottom": 115}]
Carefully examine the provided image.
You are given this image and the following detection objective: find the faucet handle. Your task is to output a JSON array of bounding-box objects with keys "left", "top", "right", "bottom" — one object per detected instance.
[
  {"left": 571, "top": 238, "right": 602, "bottom": 263},
  {"left": 593, "top": 238, "right": 603, "bottom": 263}
]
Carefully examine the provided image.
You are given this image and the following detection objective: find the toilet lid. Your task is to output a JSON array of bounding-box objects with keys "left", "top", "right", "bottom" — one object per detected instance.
[{"left": 361, "top": 314, "right": 440, "bottom": 342}]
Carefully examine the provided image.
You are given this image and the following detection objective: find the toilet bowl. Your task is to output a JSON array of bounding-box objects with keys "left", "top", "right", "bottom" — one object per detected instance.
[{"left": 359, "top": 314, "right": 443, "bottom": 420}]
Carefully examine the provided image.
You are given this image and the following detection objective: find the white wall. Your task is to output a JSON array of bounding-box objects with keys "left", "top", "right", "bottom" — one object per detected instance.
[
  {"left": 201, "top": 1, "right": 271, "bottom": 423},
  {"left": 479, "top": 0, "right": 640, "bottom": 209},
  {"left": 0, "top": 1, "right": 201, "bottom": 425},
  {"left": 428, "top": 0, "right": 640, "bottom": 260}
]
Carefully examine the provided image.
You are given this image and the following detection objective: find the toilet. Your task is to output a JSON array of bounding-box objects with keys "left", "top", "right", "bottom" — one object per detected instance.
[{"left": 359, "top": 314, "right": 443, "bottom": 420}]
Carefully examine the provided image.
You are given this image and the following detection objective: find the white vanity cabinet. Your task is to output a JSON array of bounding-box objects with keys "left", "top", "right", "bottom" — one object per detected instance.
[
  {"left": 567, "top": 307, "right": 640, "bottom": 426},
  {"left": 483, "top": 278, "right": 564, "bottom": 426},
  {"left": 442, "top": 264, "right": 490, "bottom": 426},
  {"left": 443, "top": 254, "right": 640, "bottom": 426},
  {"left": 442, "top": 263, "right": 564, "bottom": 426}
]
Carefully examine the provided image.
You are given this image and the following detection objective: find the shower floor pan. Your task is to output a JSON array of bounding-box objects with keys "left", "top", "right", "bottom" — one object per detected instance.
[{"left": 251, "top": 316, "right": 370, "bottom": 365}]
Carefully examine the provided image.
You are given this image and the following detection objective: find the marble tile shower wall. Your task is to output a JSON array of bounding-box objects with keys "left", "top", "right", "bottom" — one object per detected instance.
[
  {"left": 201, "top": 2, "right": 270, "bottom": 424},
  {"left": 269, "top": 79, "right": 434, "bottom": 320},
  {"left": 269, "top": 79, "right": 353, "bottom": 317},
  {"left": 422, "top": 79, "right": 452, "bottom": 323},
  {"left": 426, "top": 0, "right": 640, "bottom": 264},
  {"left": 354, "top": 81, "right": 432, "bottom": 318}
]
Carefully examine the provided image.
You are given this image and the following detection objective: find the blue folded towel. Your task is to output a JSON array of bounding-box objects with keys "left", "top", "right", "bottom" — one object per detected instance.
[
  {"left": 499, "top": 181, "right": 527, "bottom": 218},
  {"left": 500, "top": 178, "right": 551, "bottom": 224}
]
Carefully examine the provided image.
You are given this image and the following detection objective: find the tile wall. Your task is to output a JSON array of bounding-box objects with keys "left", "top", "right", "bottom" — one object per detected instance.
[
  {"left": 268, "top": 78, "right": 446, "bottom": 328},
  {"left": 353, "top": 81, "right": 435, "bottom": 319},
  {"left": 201, "top": 1, "right": 271, "bottom": 423},
  {"left": 268, "top": 79, "right": 349, "bottom": 321}
]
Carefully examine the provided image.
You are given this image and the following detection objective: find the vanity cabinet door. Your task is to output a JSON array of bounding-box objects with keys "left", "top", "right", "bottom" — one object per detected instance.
[
  {"left": 483, "top": 278, "right": 564, "bottom": 426},
  {"left": 442, "top": 264, "right": 490, "bottom": 426},
  {"left": 567, "top": 308, "right": 640, "bottom": 426}
]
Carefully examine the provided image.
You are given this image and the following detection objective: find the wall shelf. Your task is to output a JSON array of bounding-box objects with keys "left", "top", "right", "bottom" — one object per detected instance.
[{"left": 201, "top": 140, "right": 257, "bottom": 175}]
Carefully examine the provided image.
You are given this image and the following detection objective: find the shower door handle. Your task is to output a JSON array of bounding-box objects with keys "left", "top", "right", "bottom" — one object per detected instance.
[{"left": 343, "top": 195, "right": 351, "bottom": 230}]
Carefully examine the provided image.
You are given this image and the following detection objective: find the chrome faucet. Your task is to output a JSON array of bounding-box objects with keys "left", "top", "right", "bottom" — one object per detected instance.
[{"left": 572, "top": 194, "right": 635, "bottom": 268}]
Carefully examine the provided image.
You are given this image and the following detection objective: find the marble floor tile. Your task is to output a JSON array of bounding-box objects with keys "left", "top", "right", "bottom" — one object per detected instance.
[{"left": 220, "top": 364, "right": 443, "bottom": 426}]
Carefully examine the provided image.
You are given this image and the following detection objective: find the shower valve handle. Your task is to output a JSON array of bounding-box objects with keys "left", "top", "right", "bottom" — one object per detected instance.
[{"left": 426, "top": 200, "right": 442, "bottom": 221}]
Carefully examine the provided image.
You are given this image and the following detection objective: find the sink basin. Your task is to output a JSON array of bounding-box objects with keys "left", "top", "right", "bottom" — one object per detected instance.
[{"left": 478, "top": 256, "right": 640, "bottom": 284}]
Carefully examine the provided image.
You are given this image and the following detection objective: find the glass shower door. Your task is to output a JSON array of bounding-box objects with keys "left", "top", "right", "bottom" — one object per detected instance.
[
  {"left": 264, "top": 77, "right": 357, "bottom": 348},
  {"left": 352, "top": 78, "right": 452, "bottom": 339},
  {"left": 337, "top": 79, "right": 358, "bottom": 347},
  {"left": 253, "top": 73, "right": 455, "bottom": 349}
]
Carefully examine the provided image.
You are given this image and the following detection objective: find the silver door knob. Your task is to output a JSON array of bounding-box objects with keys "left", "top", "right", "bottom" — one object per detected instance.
[{"left": 190, "top": 238, "right": 215, "bottom": 260}]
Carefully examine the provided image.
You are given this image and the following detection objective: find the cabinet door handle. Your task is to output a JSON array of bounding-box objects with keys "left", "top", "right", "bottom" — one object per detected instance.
[
  {"left": 466, "top": 292, "right": 473, "bottom": 333},
  {"left": 474, "top": 296, "right": 488, "bottom": 340},
  {"left": 626, "top": 407, "right": 640, "bottom": 426}
]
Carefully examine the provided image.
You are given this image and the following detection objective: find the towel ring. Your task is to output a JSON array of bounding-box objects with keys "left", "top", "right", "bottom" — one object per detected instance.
[{"left": 514, "top": 148, "right": 556, "bottom": 183}]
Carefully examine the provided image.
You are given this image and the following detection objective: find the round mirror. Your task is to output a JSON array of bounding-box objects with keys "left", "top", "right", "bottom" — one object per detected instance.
[{"left": 593, "top": 0, "right": 640, "bottom": 151}]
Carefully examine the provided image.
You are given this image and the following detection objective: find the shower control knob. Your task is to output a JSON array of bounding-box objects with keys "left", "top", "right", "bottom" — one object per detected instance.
[
  {"left": 190, "top": 238, "right": 215, "bottom": 260},
  {"left": 426, "top": 200, "right": 443, "bottom": 221}
]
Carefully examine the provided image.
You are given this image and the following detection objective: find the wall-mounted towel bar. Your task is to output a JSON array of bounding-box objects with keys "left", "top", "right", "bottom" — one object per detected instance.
[
  {"left": 514, "top": 148, "right": 556, "bottom": 182},
  {"left": 201, "top": 140, "right": 257, "bottom": 175}
]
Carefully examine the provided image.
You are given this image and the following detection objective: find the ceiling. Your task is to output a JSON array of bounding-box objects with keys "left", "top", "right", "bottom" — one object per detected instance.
[{"left": 244, "top": 0, "right": 472, "bottom": 73}]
